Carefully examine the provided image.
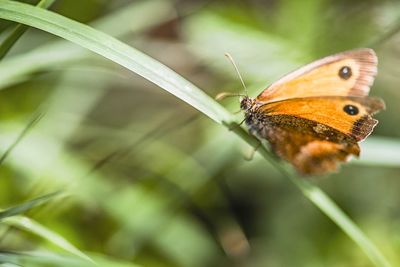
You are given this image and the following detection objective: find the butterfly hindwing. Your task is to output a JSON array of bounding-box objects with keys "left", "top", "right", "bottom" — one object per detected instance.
[
  {"left": 258, "top": 96, "right": 385, "bottom": 141},
  {"left": 250, "top": 114, "right": 360, "bottom": 175}
]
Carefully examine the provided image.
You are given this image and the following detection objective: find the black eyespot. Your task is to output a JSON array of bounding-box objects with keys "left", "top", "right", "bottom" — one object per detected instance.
[
  {"left": 339, "top": 66, "right": 352, "bottom": 80},
  {"left": 343, "top": 105, "right": 359, "bottom": 115}
]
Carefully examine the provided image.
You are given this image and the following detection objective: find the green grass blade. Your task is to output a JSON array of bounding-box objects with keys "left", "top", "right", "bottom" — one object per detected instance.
[
  {"left": 3, "top": 216, "right": 93, "bottom": 263},
  {"left": 0, "top": 0, "right": 175, "bottom": 89},
  {"left": 0, "top": 0, "right": 232, "bottom": 124},
  {"left": 0, "top": 110, "right": 44, "bottom": 165},
  {"left": 233, "top": 125, "right": 392, "bottom": 267},
  {"left": 297, "top": 181, "right": 391, "bottom": 267},
  {"left": 358, "top": 137, "right": 400, "bottom": 166},
  {"left": 0, "top": 192, "right": 93, "bottom": 262},
  {"left": 0, "top": 250, "right": 141, "bottom": 267},
  {"left": 0, "top": 1, "right": 391, "bottom": 267},
  {"left": 0, "top": 0, "right": 55, "bottom": 60},
  {"left": 0, "top": 191, "right": 60, "bottom": 220}
]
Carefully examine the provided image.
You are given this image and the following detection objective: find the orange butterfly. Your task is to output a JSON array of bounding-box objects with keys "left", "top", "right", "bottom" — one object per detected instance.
[{"left": 240, "top": 48, "right": 384, "bottom": 175}]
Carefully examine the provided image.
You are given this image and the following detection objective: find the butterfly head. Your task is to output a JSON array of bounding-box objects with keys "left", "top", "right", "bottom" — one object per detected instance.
[{"left": 240, "top": 96, "right": 255, "bottom": 112}]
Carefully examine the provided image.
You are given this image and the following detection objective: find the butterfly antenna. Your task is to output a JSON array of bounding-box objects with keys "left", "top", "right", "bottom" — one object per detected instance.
[{"left": 225, "top": 53, "right": 248, "bottom": 96}]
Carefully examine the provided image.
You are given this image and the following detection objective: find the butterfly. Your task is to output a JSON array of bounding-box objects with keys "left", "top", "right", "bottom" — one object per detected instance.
[{"left": 239, "top": 48, "right": 385, "bottom": 175}]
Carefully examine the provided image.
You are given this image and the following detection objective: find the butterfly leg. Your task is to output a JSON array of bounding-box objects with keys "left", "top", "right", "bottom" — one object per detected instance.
[
  {"left": 238, "top": 118, "right": 246, "bottom": 126},
  {"left": 225, "top": 118, "right": 246, "bottom": 132},
  {"left": 243, "top": 141, "right": 261, "bottom": 161}
]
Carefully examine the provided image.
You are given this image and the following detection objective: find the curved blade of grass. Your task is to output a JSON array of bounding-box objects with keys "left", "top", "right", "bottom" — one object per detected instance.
[
  {"left": 0, "top": 250, "right": 141, "bottom": 267},
  {"left": 0, "top": 191, "right": 60, "bottom": 220},
  {"left": 0, "top": 251, "right": 94, "bottom": 267},
  {"left": 0, "top": 110, "right": 44, "bottom": 165},
  {"left": 0, "top": 0, "right": 231, "bottom": 123},
  {"left": 358, "top": 137, "right": 400, "bottom": 166},
  {"left": 231, "top": 124, "right": 392, "bottom": 267},
  {"left": 0, "top": 1, "right": 391, "bottom": 267},
  {"left": 2, "top": 216, "right": 93, "bottom": 263},
  {"left": 369, "top": 16, "right": 400, "bottom": 48},
  {"left": 0, "top": 192, "right": 92, "bottom": 262},
  {"left": 0, "top": 0, "right": 55, "bottom": 60},
  {"left": 0, "top": 0, "right": 175, "bottom": 89}
]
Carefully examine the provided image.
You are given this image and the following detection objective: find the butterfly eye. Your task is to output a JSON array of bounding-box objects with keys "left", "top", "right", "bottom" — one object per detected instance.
[
  {"left": 338, "top": 66, "right": 352, "bottom": 80},
  {"left": 343, "top": 104, "right": 359, "bottom": 115}
]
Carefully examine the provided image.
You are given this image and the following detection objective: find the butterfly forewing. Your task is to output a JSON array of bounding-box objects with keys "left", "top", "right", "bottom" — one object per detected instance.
[{"left": 256, "top": 48, "right": 377, "bottom": 103}]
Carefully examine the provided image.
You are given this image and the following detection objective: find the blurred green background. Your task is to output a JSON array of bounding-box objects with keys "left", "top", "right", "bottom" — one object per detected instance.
[{"left": 0, "top": 0, "right": 399, "bottom": 266}]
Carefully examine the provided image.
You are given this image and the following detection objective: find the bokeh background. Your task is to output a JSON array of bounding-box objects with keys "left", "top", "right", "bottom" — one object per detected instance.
[{"left": 0, "top": 0, "right": 399, "bottom": 266}]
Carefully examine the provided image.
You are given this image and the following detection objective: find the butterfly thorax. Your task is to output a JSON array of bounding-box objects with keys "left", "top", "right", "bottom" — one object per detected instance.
[{"left": 240, "top": 96, "right": 268, "bottom": 133}]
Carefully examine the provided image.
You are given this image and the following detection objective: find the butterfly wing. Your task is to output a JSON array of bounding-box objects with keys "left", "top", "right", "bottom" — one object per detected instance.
[
  {"left": 255, "top": 114, "right": 360, "bottom": 175},
  {"left": 256, "top": 48, "right": 377, "bottom": 103},
  {"left": 258, "top": 96, "right": 385, "bottom": 142},
  {"left": 245, "top": 48, "right": 383, "bottom": 175}
]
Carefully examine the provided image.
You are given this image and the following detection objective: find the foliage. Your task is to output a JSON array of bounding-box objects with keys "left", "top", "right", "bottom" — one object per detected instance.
[{"left": 0, "top": 0, "right": 399, "bottom": 266}]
